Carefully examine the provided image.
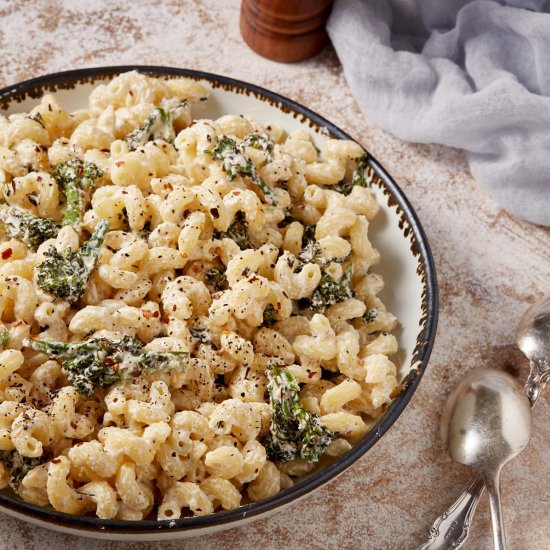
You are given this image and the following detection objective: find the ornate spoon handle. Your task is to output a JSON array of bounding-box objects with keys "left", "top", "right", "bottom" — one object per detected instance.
[
  {"left": 418, "top": 367, "right": 547, "bottom": 550},
  {"left": 418, "top": 476, "right": 484, "bottom": 550}
]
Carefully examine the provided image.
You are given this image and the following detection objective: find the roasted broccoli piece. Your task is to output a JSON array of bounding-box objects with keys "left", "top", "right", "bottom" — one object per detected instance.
[
  {"left": 52, "top": 159, "right": 102, "bottom": 226},
  {"left": 0, "top": 450, "right": 46, "bottom": 491},
  {"left": 310, "top": 265, "right": 355, "bottom": 312},
  {"left": 125, "top": 101, "right": 188, "bottom": 150},
  {"left": 330, "top": 153, "right": 372, "bottom": 196},
  {"left": 264, "top": 364, "right": 336, "bottom": 462},
  {"left": 0, "top": 205, "right": 59, "bottom": 249},
  {"left": 352, "top": 153, "right": 372, "bottom": 188},
  {"left": 297, "top": 240, "right": 322, "bottom": 265},
  {"left": 296, "top": 239, "right": 337, "bottom": 269},
  {"left": 36, "top": 218, "right": 109, "bottom": 303},
  {"left": 205, "top": 266, "right": 228, "bottom": 291},
  {"left": 301, "top": 224, "right": 317, "bottom": 247},
  {"left": 362, "top": 307, "right": 378, "bottom": 324},
  {"left": 23, "top": 335, "right": 188, "bottom": 396},
  {"left": 0, "top": 332, "right": 10, "bottom": 348},
  {"left": 206, "top": 135, "right": 277, "bottom": 206},
  {"left": 240, "top": 132, "right": 274, "bottom": 159},
  {"left": 214, "top": 211, "right": 252, "bottom": 250}
]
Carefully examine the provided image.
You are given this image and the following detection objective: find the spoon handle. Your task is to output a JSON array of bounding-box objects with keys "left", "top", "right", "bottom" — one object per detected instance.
[
  {"left": 418, "top": 475, "right": 485, "bottom": 550},
  {"left": 484, "top": 469, "right": 507, "bottom": 549}
]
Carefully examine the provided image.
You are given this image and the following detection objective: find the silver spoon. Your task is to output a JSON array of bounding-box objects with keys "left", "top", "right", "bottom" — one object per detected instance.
[
  {"left": 420, "top": 296, "right": 550, "bottom": 550},
  {"left": 440, "top": 368, "right": 532, "bottom": 549}
]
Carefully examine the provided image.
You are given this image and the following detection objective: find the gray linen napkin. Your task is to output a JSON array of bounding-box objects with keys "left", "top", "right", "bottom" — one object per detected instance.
[{"left": 327, "top": 0, "right": 550, "bottom": 226}]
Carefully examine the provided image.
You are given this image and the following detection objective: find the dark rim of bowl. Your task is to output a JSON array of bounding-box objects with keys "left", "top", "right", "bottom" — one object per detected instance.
[{"left": 0, "top": 66, "right": 438, "bottom": 535}]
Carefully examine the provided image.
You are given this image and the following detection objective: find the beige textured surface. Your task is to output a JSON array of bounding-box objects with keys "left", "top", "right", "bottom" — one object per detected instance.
[{"left": 1, "top": 1, "right": 550, "bottom": 549}]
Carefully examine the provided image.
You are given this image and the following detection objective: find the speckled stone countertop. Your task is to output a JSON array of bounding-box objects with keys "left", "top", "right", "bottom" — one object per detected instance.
[{"left": 1, "top": 1, "right": 549, "bottom": 549}]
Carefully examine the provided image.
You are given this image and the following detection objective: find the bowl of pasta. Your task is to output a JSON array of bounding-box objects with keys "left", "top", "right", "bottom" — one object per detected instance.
[{"left": 0, "top": 67, "right": 437, "bottom": 540}]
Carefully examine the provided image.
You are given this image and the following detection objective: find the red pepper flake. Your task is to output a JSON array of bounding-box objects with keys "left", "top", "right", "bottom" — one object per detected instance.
[
  {"left": 70, "top": 421, "right": 77, "bottom": 430},
  {"left": 152, "top": 311, "right": 160, "bottom": 318},
  {"left": 214, "top": 247, "right": 222, "bottom": 256},
  {"left": 100, "top": 148, "right": 110, "bottom": 153},
  {"left": 164, "top": 183, "right": 173, "bottom": 191},
  {"left": 210, "top": 207, "right": 219, "bottom": 219},
  {"left": 308, "top": 370, "right": 316, "bottom": 379},
  {"left": 142, "top": 309, "right": 152, "bottom": 319},
  {"left": 276, "top": 301, "right": 281, "bottom": 310},
  {"left": 1, "top": 248, "right": 12, "bottom": 260},
  {"left": 163, "top": 316, "right": 171, "bottom": 324},
  {"left": 172, "top": 305, "right": 177, "bottom": 312},
  {"left": 192, "top": 265, "right": 202, "bottom": 273},
  {"left": 233, "top": 191, "right": 240, "bottom": 196},
  {"left": 115, "top": 161, "right": 124, "bottom": 167}
]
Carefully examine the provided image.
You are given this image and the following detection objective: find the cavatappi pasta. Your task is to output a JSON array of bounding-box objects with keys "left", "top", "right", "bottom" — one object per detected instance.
[{"left": 0, "top": 71, "right": 399, "bottom": 520}]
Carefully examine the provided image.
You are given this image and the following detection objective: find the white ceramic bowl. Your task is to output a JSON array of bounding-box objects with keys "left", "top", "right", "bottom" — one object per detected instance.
[{"left": 0, "top": 66, "right": 438, "bottom": 540}]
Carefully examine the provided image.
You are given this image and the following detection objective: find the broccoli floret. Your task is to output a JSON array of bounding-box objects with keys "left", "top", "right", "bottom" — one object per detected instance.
[
  {"left": 296, "top": 240, "right": 337, "bottom": 269},
  {"left": 125, "top": 101, "right": 188, "bottom": 150},
  {"left": 301, "top": 224, "right": 317, "bottom": 248},
  {"left": 352, "top": 153, "right": 372, "bottom": 188},
  {"left": 240, "top": 132, "right": 274, "bottom": 160},
  {"left": 36, "top": 219, "right": 109, "bottom": 303},
  {"left": 362, "top": 307, "right": 378, "bottom": 324},
  {"left": 0, "top": 205, "right": 59, "bottom": 249},
  {"left": 0, "top": 450, "right": 46, "bottom": 491},
  {"left": 310, "top": 265, "right": 355, "bottom": 312},
  {"left": 297, "top": 240, "right": 321, "bottom": 265},
  {"left": 205, "top": 267, "right": 228, "bottom": 291},
  {"left": 23, "top": 335, "right": 188, "bottom": 396},
  {"left": 0, "top": 332, "right": 10, "bottom": 348},
  {"left": 264, "top": 364, "right": 336, "bottom": 463},
  {"left": 52, "top": 159, "right": 102, "bottom": 226},
  {"left": 330, "top": 153, "right": 372, "bottom": 196},
  {"left": 214, "top": 212, "right": 252, "bottom": 250},
  {"left": 205, "top": 135, "right": 277, "bottom": 206}
]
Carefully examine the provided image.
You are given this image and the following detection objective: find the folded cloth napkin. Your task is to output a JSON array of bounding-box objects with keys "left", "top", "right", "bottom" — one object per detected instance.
[{"left": 327, "top": 0, "right": 550, "bottom": 226}]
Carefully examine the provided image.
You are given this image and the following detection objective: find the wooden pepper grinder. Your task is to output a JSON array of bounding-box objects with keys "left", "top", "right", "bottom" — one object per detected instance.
[{"left": 240, "top": 0, "right": 333, "bottom": 63}]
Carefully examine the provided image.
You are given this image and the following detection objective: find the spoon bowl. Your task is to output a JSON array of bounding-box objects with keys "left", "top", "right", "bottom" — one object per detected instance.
[
  {"left": 517, "top": 296, "right": 550, "bottom": 403},
  {"left": 441, "top": 368, "right": 532, "bottom": 470},
  {"left": 516, "top": 296, "right": 550, "bottom": 366}
]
